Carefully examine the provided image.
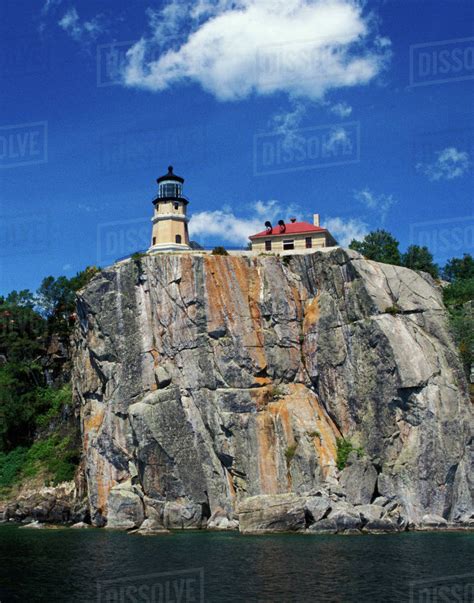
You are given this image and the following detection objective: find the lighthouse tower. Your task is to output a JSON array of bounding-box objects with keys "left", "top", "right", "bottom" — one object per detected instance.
[{"left": 149, "top": 166, "right": 190, "bottom": 253}]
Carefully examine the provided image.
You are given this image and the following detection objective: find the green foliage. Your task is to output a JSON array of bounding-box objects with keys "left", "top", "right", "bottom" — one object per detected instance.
[
  {"left": 384, "top": 304, "right": 402, "bottom": 315},
  {"left": 0, "top": 435, "right": 78, "bottom": 492},
  {"left": 131, "top": 252, "right": 146, "bottom": 262},
  {"left": 22, "top": 435, "right": 78, "bottom": 484},
  {"left": 308, "top": 430, "right": 321, "bottom": 439},
  {"left": 0, "top": 447, "right": 28, "bottom": 489},
  {"left": 402, "top": 245, "right": 439, "bottom": 278},
  {"left": 336, "top": 438, "right": 363, "bottom": 471},
  {"left": 284, "top": 443, "right": 298, "bottom": 463},
  {"left": 211, "top": 246, "right": 229, "bottom": 256},
  {"left": 443, "top": 278, "right": 474, "bottom": 307},
  {"left": 443, "top": 254, "right": 474, "bottom": 282},
  {"left": 268, "top": 385, "right": 285, "bottom": 400},
  {"left": 37, "top": 267, "right": 99, "bottom": 336},
  {"left": 349, "top": 230, "right": 402, "bottom": 266},
  {"left": 36, "top": 384, "right": 72, "bottom": 428}
]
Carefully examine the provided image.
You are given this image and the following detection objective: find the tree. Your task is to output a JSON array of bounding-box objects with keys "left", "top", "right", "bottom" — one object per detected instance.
[
  {"left": 443, "top": 254, "right": 474, "bottom": 282},
  {"left": 349, "top": 230, "right": 402, "bottom": 265},
  {"left": 402, "top": 245, "right": 439, "bottom": 278}
]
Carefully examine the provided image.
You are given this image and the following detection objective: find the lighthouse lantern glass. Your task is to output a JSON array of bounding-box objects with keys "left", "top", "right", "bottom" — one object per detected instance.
[{"left": 159, "top": 181, "right": 182, "bottom": 198}]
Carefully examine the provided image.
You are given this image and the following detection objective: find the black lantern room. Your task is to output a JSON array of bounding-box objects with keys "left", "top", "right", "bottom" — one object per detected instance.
[{"left": 154, "top": 165, "right": 188, "bottom": 204}]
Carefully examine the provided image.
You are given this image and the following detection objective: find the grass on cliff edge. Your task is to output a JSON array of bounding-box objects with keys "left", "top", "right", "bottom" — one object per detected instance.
[{"left": 0, "top": 434, "right": 78, "bottom": 494}]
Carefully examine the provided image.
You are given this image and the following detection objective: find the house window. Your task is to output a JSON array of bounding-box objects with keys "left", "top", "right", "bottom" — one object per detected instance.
[
  {"left": 265, "top": 240, "right": 272, "bottom": 251},
  {"left": 176, "top": 234, "right": 182, "bottom": 244},
  {"left": 283, "top": 239, "right": 294, "bottom": 250},
  {"left": 152, "top": 236, "right": 156, "bottom": 245},
  {"left": 305, "top": 237, "right": 312, "bottom": 249}
]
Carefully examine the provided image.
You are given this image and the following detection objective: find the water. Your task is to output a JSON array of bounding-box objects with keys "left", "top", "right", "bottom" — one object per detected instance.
[{"left": 0, "top": 525, "right": 473, "bottom": 602}]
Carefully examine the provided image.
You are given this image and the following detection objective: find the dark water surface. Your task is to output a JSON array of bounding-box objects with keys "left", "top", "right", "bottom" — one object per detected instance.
[{"left": 0, "top": 525, "right": 473, "bottom": 602}]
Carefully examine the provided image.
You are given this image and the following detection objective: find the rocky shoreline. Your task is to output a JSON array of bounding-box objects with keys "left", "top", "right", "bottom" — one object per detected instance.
[{"left": 2, "top": 470, "right": 472, "bottom": 535}]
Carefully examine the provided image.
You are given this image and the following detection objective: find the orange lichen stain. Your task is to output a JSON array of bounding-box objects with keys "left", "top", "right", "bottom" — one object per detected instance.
[
  {"left": 226, "top": 469, "right": 236, "bottom": 499},
  {"left": 303, "top": 295, "right": 321, "bottom": 332},
  {"left": 149, "top": 349, "right": 160, "bottom": 367},
  {"left": 150, "top": 383, "right": 158, "bottom": 391},
  {"left": 289, "top": 284, "right": 304, "bottom": 322},
  {"left": 268, "top": 383, "right": 341, "bottom": 479},
  {"left": 83, "top": 409, "right": 105, "bottom": 435},
  {"left": 256, "top": 411, "right": 280, "bottom": 494},
  {"left": 205, "top": 256, "right": 267, "bottom": 377},
  {"left": 254, "top": 376, "right": 272, "bottom": 387},
  {"left": 95, "top": 457, "right": 117, "bottom": 514}
]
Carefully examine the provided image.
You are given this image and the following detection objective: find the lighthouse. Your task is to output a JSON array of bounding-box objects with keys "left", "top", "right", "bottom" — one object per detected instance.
[{"left": 149, "top": 166, "right": 190, "bottom": 252}]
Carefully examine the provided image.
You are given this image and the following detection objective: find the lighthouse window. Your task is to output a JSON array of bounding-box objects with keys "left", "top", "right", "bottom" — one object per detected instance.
[
  {"left": 283, "top": 239, "right": 294, "bottom": 250},
  {"left": 174, "top": 203, "right": 179, "bottom": 210},
  {"left": 176, "top": 234, "right": 182, "bottom": 244}
]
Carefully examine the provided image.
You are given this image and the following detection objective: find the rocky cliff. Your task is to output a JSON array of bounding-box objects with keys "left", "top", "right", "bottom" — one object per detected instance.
[{"left": 73, "top": 249, "right": 473, "bottom": 533}]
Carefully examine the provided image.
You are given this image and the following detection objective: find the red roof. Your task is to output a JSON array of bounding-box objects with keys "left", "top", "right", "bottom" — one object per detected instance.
[{"left": 249, "top": 221, "right": 328, "bottom": 239}]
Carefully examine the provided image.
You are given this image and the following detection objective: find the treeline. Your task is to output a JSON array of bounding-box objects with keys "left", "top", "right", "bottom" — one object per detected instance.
[
  {"left": 0, "top": 267, "right": 98, "bottom": 491},
  {"left": 349, "top": 230, "right": 473, "bottom": 381}
]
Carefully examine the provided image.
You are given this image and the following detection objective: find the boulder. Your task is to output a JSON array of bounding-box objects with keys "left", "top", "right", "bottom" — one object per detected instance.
[
  {"left": 356, "top": 504, "right": 384, "bottom": 523},
  {"left": 339, "top": 457, "right": 378, "bottom": 505},
  {"left": 420, "top": 514, "right": 448, "bottom": 529},
  {"left": 133, "top": 518, "right": 171, "bottom": 535},
  {"left": 328, "top": 508, "right": 362, "bottom": 532},
  {"left": 307, "top": 518, "right": 338, "bottom": 534},
  {"left": 305, "top": 495, "right": 332, "bottom": 523},
  {"left": 363, "top": 517, "right": 399, "bottom": 533},
  {"left": 106, "top": 482, "right": 144, "bottom": 530},
  {"left": 238, "top": 494, "right": 306, "bottom": 534}
]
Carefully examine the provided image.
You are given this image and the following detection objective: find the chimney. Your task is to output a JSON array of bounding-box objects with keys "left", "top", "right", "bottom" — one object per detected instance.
[
  {"left": 313, "top": 213, "right": 320, "bottom": 227},
  {"left": 290, "top": 217, "right": 296, "bottom": 223}
]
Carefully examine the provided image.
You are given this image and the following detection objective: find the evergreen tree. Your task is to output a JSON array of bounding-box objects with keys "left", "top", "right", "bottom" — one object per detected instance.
[
  {"left": 402, "top": 245, "right": 439, "bottom": 278},
  {"left": 349, "top": 230, "right": 402, "bottom": 265}
]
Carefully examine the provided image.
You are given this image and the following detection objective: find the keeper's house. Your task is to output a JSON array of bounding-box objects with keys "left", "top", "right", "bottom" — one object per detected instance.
[{"left": 249, "top": 214, "right": 337, "bottom": 254}]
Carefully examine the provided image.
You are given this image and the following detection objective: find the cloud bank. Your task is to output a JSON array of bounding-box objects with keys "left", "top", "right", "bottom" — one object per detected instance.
[{"left": 124, "top": 0, "right": 391, "bottom": 101}]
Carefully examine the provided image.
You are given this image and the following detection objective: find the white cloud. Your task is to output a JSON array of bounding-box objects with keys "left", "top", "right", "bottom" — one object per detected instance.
[
  {"left": 324, "top": 216, "right": 368, "bottom": 247},
  {"left": 416, "top": 147, "right": 470, "bottom": 181},
  {"left": 124, "top": 0, "right": 390, "bottom": 101},
  {"left": 42, "top": 0, "right": 62, "bottom": 15},
  {"left": 189, "top": 200, "right": 299, "bottom": 245},
  {"left": 330, "top": 101, "right": 352, "bottom": 118},
  {"left": 354, "top": 188, "right": 396, "bottom": 223},
  {"left": 269, "top": 100, "right": 308, "bottom": 151},
  {"left": 59, "top": 7, "right": 103, "bottom": 42}
]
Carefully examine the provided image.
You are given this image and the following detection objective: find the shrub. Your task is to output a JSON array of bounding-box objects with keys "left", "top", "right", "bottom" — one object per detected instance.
[
  {"left": 336, "top": 437, "right": 363, "bottom": 471},
  {"left": 268, "top": 385, "right": 285, "bottom": 400},
  {"left": 211, "top": 246, "right": 229, "bottom": 256},
  {"left": 308, "top": 430, "right": 321, "bottom": 439},
  {"left": 384, "top": 304, "right": 402, "bottom": 315},
  {"left": 0, "top": 447, "right": 28, "bottom": 490},
  {"left": 285, "top": 443, "right": 298, "bottom": 464}
]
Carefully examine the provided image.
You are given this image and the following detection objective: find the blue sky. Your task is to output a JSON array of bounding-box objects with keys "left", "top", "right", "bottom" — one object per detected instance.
[{"left": 1, "top": 0, "right": 473, "bottom": 295}]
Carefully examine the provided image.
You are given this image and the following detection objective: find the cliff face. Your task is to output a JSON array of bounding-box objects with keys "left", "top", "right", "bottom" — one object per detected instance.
[{"left": 73, "top": 249, "right": 473, "bottom": 531}]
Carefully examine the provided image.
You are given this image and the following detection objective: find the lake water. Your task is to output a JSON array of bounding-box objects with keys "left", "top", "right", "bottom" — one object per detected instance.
[{"left": 0, "top": 525, "right": 473, "bottom": 602}]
